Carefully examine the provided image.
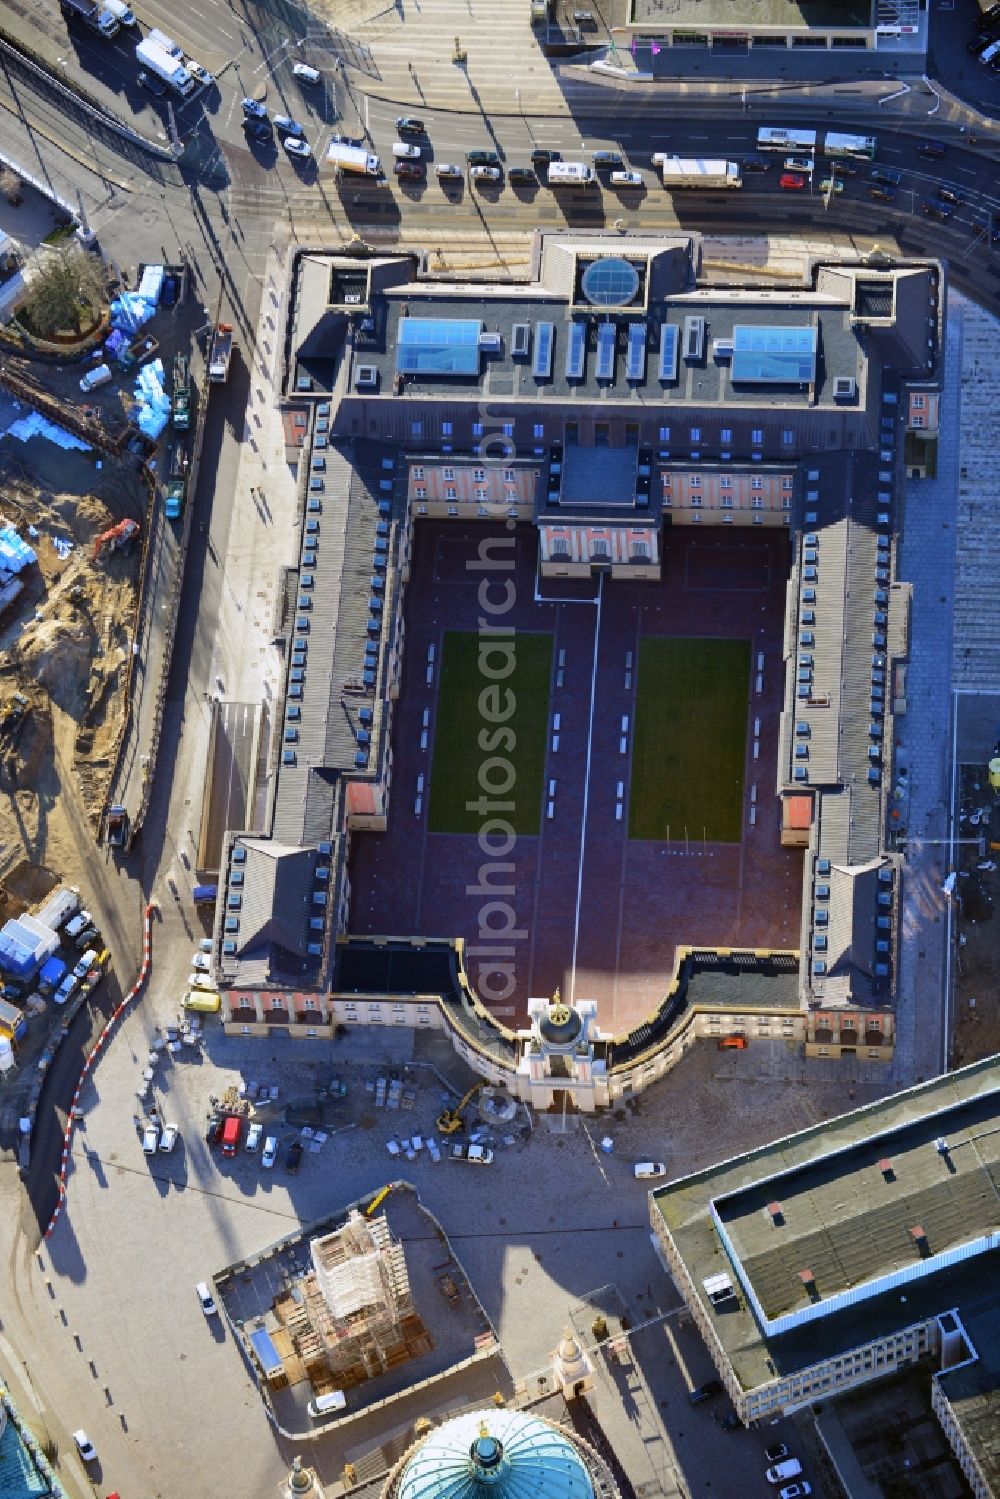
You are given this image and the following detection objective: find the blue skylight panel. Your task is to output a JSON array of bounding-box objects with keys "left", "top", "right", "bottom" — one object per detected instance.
[
  {"left": 396, "top": 318, "right": 482, "bottom": 375},
  {"left": 533, "top": 322, "right": 554, "bottom": 380},
  {"left": 626, "top": 323, "right": 646, "bottom": 381},
  {"left": 565, "top": 322, "right": 586, "bottom": 380},
  {"left": 731, "top": 324, "right": 817, "bottom": 384},
  {"left": 659, "top": 324, "right": 678, "bottom": 382},
  {"left": 596, "top": 323, "right": 615, "bottom": 381}
]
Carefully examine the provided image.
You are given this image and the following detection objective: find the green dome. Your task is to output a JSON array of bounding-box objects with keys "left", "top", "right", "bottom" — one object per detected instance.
[{"left": 396, "top": 1409, "right": 594, "bottom": 1499}]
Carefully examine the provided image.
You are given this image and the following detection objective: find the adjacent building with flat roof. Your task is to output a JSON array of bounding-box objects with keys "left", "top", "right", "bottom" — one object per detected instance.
[{"left": 649, "top": 1054, "right": 1000, "bottom": 1498}]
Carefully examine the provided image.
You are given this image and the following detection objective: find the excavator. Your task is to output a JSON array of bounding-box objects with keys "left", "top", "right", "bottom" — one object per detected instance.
[
  {"left": 436, "top": 1082, "right": 484, "bottom": 1135},
  {"left": 92, "top": 517, "right": 139, "bottom": 560}
]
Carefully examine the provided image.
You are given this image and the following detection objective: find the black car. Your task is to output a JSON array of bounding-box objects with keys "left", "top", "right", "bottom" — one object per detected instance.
[
  {"left": 742, "top": 153, "right": 769, "bottom": 172},
  {"left": 765, "top": 1443, "right": 790, "bottom": 1463},
  {"left": 921, "top": 200, "right": 953, "bottom": 222},
  {"left": 205, "top": 1113, "right": 222, "bottom": 1143},
  {"left": 836, "top": 158, "right": 859, "bottom": 176},
  {"left": 870, "top": 165, "right": 901, "bottom": 186},
  {"left": 284, "top": 1140, "right": 303, "bottom": 1173},
  {"left": 466, "top": 149, "right": 500, "bottom": 167},
  {"left": 591, "top": 150, "right": 624, "bottom": 169},
  {"left": 508, "top": 166, "right": 537, "bottom": 184},
  {"left": 530, "top": 148, "right": 561, "bottom": 168},
  {"left": 395, "top": 115, "right": 425, "bottom": 135},
  {"left": 869, "top": 186, "right": 896, "bottom": 203},
  {"left": 937, "top": 186, "right": 962, "bottom": 206},
  {"left": 244, "top": 118, "right": 273, "bottom": 142},
  {"left": 718, "top": 1413, "right": 741, "bottom": 1431},
  {"left": 687, "top": 1379, "right": 723, "bottom": 1405},
  {"left": 138, "top": 70, "right": 166, "bottom": 98},
  {"left": 916, "top": 139, "right": 947, "bottom": 160}
]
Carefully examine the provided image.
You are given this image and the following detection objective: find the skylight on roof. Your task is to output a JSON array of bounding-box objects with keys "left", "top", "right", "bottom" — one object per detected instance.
[
  {"left": 731, "top": 325, "right": 817, "bottom": 385},
  {"left": 396, "top": 318, "right": 482, "bottom": 376}
]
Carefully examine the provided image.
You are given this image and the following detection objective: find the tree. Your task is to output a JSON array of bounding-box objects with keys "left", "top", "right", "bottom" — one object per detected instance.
[
  {"left": 0, "top": 167, "right": 22, "bottom": 205},
  {"left": 22, "top": 243, "right": 106, "bottom": 337}
]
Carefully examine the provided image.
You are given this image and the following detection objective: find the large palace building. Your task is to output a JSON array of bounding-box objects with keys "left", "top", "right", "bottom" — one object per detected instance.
[{"left": 205, "top": 230, "right": 943, "bottom": 1106}]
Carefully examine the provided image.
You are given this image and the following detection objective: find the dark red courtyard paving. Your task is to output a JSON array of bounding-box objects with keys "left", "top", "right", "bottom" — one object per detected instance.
[{"left": 348, "top": 522, "right": 802, "bottom": 1034}]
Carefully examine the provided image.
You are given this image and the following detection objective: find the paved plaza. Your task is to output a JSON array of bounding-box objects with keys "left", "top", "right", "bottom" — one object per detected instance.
[{"left": 348, "top": 521, "right": 800, "bottom": 1032}]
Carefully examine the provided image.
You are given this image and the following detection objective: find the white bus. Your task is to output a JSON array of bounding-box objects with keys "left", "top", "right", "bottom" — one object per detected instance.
[
  {"left": 822, "top": 132, "right": 877, "bottom": 161},
  {"left": 756, "top": 127, "right": 817, "bottom": 153}
]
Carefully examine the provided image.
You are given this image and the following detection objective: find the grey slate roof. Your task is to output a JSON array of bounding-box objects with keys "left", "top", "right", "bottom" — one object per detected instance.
[{"left": 233, "top": 840, "right": 320, "bottom": 960}]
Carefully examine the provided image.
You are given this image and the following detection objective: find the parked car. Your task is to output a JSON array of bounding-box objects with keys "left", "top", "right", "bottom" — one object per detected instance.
[
  {"left": 284, "top": 1140, "right": 303, "bottom": 1173},
  {"left": 435, "top": 163, "right": 463, "bottom": 179},
  {"left": 611, "top": 170, "right": 643, "bottom": 187},
  {"left": 508, "top": 166, "right": 537, "bottom": 184},
  {"left": 246, "top": 1122, "right": 263, "bottom": 1152},
  {"left": 394, "top": 161, "right": 424, "bottom": 180},
  {"left": 262, "top": 1136, "right": 278, "bottom": 1168},
  {"left": 138, "top": 70, "right": 166, "bottom": 97},
  {"left": 197, "top": 937, "right": 213, "bottom": 952},
  {"left": 73, "top": 1431, "right": 97, "bottom": 1463},
  {"left": 779, "top": 173, "right": 806, "bottom": 190},
  {"left": 242, "top": 96, "right": 267, "bottom": 118},
  {"left": 74, "top": 925, "right": 100, "bottom": 950},
  {"left": 393, "top": 141, "right": 421, "bottom": 159},
  {"left": 72, "top": 949, "right": 99, "bottom": 980},
  {"left": 765, "top": 1444, "right": 790, "bottom": 1463},
  {"left": 467, "top": 149, "right": 501, "bottom": 167},
  {"left": 687, "top": 1379, "right": 723, "bottom": 1404},
  {"left": 159, "top": 1123, "right": 178, "bottom": 1152},
  {"left": 53, "top": 974, "right": 78, "bottom": 1006},
  {"left": 284, "top": 137, "right": 312, "bottom": 159},
  {"left": 591, "top": 150, "right": 623, "bottom": 168},
  {"left": 634, "top": 1161, "right": 667, "bottom": 1179},
  {"left": 191, "top": 952, "right": 211, "bottom": 971},
  {"left": 142, "top": 1123, "right": 160, "bottom": 1154},
  {"left": 244, "top": 118, "right": 273, "bottom": 143},
  {"left": 530, "top": 148, "right": 560, "bottom": 168},
  {"left": 784, "top": 155, "right": 814, "bottom": 173},
  {"left": 273, "top": 115, "right": 305, "bottom": 136},
  {"left": 395, "top": 115, "right": 425, "bottom": 134},
  {"left": 187, "top": 972, "right": 217, "bottom": 991},
  {"left": 471, "top": 165, "right": 501, "bottom": 183},
  {"left": 778, "top": 1487, "right": 811, "bottom": 1499},
  {"left": 196, "top": 1280, "right": 218, "bottom": 1316}
]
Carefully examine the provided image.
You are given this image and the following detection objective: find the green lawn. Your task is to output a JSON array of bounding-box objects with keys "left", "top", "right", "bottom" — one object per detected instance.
[
  {"left": 629, "top": 637, "right": 750, "bottom": 844},
  {"left": 428, "top": 630, "right": 553, "bottom": 835}
]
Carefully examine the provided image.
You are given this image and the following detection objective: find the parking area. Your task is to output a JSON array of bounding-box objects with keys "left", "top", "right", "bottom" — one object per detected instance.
[{"left": 16, "top": 954, "right": 897, "bottom": 1498}]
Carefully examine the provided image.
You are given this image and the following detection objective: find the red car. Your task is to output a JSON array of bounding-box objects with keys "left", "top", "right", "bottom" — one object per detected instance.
[{"left": 780, "top": 172, "right": 806, "bottom": 190}]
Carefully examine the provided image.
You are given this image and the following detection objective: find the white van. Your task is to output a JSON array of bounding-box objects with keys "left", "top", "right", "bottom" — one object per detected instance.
[
  {"left": 80, "top": 365, "right": 112, "bottom": 392},
  {"left": 308, "top": 1390, "right": 347, "bottom": 1419},
  {"left": 766, "top": 1459, "right": 803, "bottom": 1485},
  {"left": 635, "top": 1162, "right": 667, "bottom": 1180},
  {"left": 102, "top": 0, "right": 137, "bottom": 23},
  {"left": 548, "top": 161, "right": 594, "bottom": 186}
]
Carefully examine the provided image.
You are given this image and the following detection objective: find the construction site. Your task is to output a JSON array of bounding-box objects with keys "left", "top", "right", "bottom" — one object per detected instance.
[
  {"left": 0, "top": 401, "right": 145, "bottom": 925},
  {"left": 219, "top": 1187, "right": 500, "bottom": 1439}
]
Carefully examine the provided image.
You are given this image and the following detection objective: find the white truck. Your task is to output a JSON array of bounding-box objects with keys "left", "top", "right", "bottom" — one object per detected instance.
[
  {"left": 325, "top": 142, "right": 381, "bottom": 176},
  {"left": 451, "top": 1143, "right": 494, "bottom": 1165},
  {"left": 134, "top": 37, "right": 195, "bottom": 96},
  {"left": 654, "top": 155, "right": 742, "bottom": 189},
  {"left": 60, "top": 0, "right": 119, "bottom": 38}
]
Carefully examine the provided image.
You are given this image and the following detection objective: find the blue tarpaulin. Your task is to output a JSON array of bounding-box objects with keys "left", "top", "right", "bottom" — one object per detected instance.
[{"left": 249, "top": 1327, "right": 283, "bottom": 1377}]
